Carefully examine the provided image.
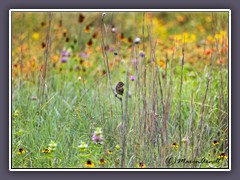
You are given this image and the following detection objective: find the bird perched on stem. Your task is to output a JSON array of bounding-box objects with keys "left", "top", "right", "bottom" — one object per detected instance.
[{"left": 115, "top": 82, "right": 125, "bottom": 96}]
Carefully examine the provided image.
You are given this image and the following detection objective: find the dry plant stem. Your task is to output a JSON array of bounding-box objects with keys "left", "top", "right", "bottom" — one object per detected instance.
[
  {"left": 100, "top": 14, "right": 121, "bottom": 101},
  {"left": 19, "top": 13, "right": 25, "bottom": 87},
  {"left": 157, "top": 67, "right": 167, "bottom": 166},
  {"left": 121, "top": 70, "right": 129, "bottom": 168},
  {"left": 100, "top": 13, "right": 127, "bottom": 167},
  {"left": 195, "top": 51, "right": 213, "bottom": 158},
  {"left": 40, "top": 13, "right": 52, "bottom": 112},
  {"left": 196, "top": 13, "right": 216, "bottom": 158},
  {"left": 178, "top": 46, "right": 185, "bottom": 149},
  {"left": 190, "top": 94, "right": 195, "bottom": 168}
]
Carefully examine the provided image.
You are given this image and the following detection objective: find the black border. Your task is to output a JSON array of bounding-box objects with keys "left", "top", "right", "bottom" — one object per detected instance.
[
  {"left": 10, "top": 9, "right": 230, "bottom": 171},
  {"left": 1, "top": 0, "right": 240, "bottom": 179}
]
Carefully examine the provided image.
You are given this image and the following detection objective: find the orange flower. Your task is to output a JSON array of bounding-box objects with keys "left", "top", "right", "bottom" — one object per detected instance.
[{"left": 204, "top": 49, "right": 212, "bottom": 55}]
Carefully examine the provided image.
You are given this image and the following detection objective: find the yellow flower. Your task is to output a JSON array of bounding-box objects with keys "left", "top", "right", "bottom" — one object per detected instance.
[
  {"left": 212, "top": 140, "right": 220, "bottom": 146},
  {"left": 218, "top": 153, "right": 228, "bottom": 159},
  {"left": 157, "top": 60, "right": 166, "bottom": 69},
  {"left": 32, "top": 32, "right": 40, "bottom": 40},
  {"left": 53, "top": 55, "right": 59, "bottom": 63},
  {"left": 41, "top": 148, "right": 51, "bottom": 154},
  {"left": 84, "top": 160, "right": 95, "bottom": 168},
  {"left": 115, "top": 144, "right": 120, "bottom": 150},
  {"left": 99, "top": 158, "right": 106, "bottom": 165},
  {"left": 18, "top": 148, "right": 25, "bottom": 155},
  {"left": 171, "top": 142, "right": 178, "bottom": 148},
  {"left": 137, "top": 162, "right": 146, "bottom": 168},
  {"left": 106, "top": 150, "right": 113, "bottom": 155},
  {"left": 83, "top": 80, "right": 87, "bottom": 84}
]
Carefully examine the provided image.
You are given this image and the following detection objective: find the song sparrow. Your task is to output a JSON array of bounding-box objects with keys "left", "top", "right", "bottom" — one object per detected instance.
[{"left": 115, "top": 82, "right": 125, "bottom": 96}]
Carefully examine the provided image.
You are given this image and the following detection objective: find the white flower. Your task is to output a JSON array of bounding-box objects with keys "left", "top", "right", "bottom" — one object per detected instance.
[
  {"left": 48, "top": 140, "right": 57, "bottom": 151},
  {"left": 102, "top": 13, "right": 106, "bottom": 17},
  {"left": 134, "top": 37, "right": 141, "bottom": 44},
  {"left": 78, "top": 141, "right": 88, "bottom": 151}
]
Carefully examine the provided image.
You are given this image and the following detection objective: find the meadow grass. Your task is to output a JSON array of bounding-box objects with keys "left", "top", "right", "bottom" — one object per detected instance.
[{"left": 11, "top": 11, "right": 229, "bottom": 169}]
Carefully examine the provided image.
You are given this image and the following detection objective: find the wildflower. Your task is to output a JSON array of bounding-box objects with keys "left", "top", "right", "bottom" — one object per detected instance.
[
  {"left": 182, "top": 137, "right": 190, "bottom": 144},
  {"left": 99, "top": 158, "right": 106, "bottom": 165},
  {"left": 171, "top": 142, "right": 178, "bottom": 148},
  {"left": 87, "top": 39, "right": 93, "bottom": 46},
  {"left": 111, "top": 26, "right": 116, "bottom": 33},
  {"left": 52, "top": 55, "right": 59, "bottom": 63},
  {"left": 102, "top": 12, "right": 106, "bottom": 17},
  {"left": 92, "top": 128, "right": 105, "bottom": 144},
  {"left": 92, "top": 32, "right": 98, "bottom": 39},
  {"left": 106, "top": 150, "right": 113, "bottom": 155},
  {"left": 120, "top": 33, "right": 125, "bottom": 41},
  {"left": 137, "top": 161, "right": 146, "bottom": 168},
  {"left": 41, "top": 42, "right": 46, "bottom": 49},
  {"left": 109, "top": 47, "right": 114, "bottom": 52},
  {"left": 61, "top": 56, "right": 68, "bottom": 63},
  {"left": 84, "top": 160, "right": 95, "bottom": 168},
  {"left": 94, "top": 128, "right": 103, "bottom": 136},
  {"left": 115, "top": 144, "right": 120, "bottom": 150},
  {"left": 41, "top": 22, "right": 46, "bottom": 27},
  {"left": 48, "top": 140, "right": 57, "bottom": 151},
  {"left": 216, "top": 59, "right": 223, "bottom": 65},
  {"left": 134, "top": 37, "right": 140, "bottom": 44},
  {"left": 65, "top": 37, "right": 70, "bottom": 43},
  {"left": 128, "top": 37, "right": 133, "bottom": 44},
  {"left": 132, "top": 59, "right": 139, "bottom": 66},
  {"left": 157, "top": 60, "right": 165, "bottom": 69},
  {"left": 61, "top": 50, "right": 69, "bottom": 57},
  {"left": 63, "top": 29, "right": 67, "bottom": 37},
  {"left": 139, "top": 51, "right": 145, "bottom": 58},
  {"left": 18, "top": 148, "right": 26, "bottom": 155},
  {"left": 83, "top": 80, "right": 87, "bottom": 84},
  {"left": 78, "top": 141, "right": 88, "bottom": 152},
  {"left": 85, "top": 25, "right": 90, "bottom": 33},
  {"left": 78, "top": 13, "right": 85, "bottom": 23},
  {"left": 79, "top": 52, "right": 89, "bottom": 59},
  {"left": 32, "top": 32, "right": 40, "bottom": 40},
  {"left": 218, "top": 153, "right": 228, "bottom": 159},
  {"left": 204, "top": 49, "right": 212, "bottom": 55},
  {"left": 130, "top": 75, "right": 136, "bottom": 81},
  {"left": 78, "top": 76, "right": 82, "bottom": 80},
  {"left": 42, "top": 148, "right": 51, "bottom": 154},
  {"left": 213, "top": 140, "right": 220, "bottom": 146}
]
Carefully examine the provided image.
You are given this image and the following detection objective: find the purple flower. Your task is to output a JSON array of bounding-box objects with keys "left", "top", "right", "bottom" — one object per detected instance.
[
  {"left": 140, "top": 51, "right": 145, "bottom": 58},
  {"left": 92, "top": 128, "right": 105, "bottom": 144},
  {"left": 61, "top": 56, "right": 68, "bottom": 63},
  {"left": 78, "top": 52, "right": 89, "bottom": 58},
  {"left": 130, "top": 75, "right": 135, "bottom": 81},
  {"left": 132, "top": 59, "right": 139, "bottom": 66},
  {"left": 109, "top": 47, "right": 114, "bottom": 52},
  {"left": 92, "top": 133, "right": 105, "bottom": 144},
  {"left": 61, "top": 50, "right": 69, "bottom": 57}
]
